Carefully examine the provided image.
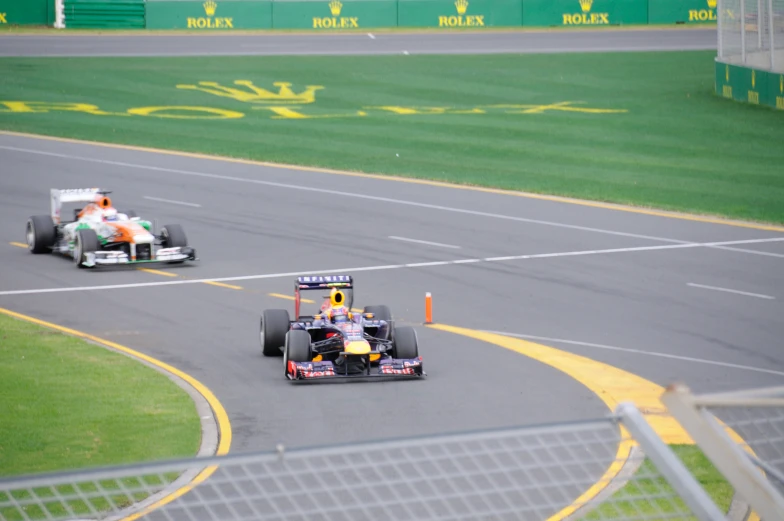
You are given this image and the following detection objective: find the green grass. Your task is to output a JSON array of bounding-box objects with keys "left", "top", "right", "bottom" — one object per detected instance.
[
  {"left": 0, "top": 313, "right": 201, "bottom": 477},
  {"left": 0, "top": 52, "right": 782, "bottom": 223},
  {"left": 584, "top": 445, "right": 734, "bottom": 519}
]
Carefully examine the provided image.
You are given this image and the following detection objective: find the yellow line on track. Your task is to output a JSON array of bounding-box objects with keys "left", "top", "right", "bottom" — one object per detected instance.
[
  {"left": 203, "top": 281, "right": 243, "bottom": 290},
  {"left": 427, "top": 324, "right": 758, "bottom": 521},
  {"left": 3, "top": 130, "right": 782, "bottom": 233},
  {"left": 9, "top": 242, "right": 27, "bottom": 248},
  {"left": 0, "top": 307, "right": 232, "bottom": 521},
  {"left": 269, "top": 292, "right": 314, "bottom": 303},
  {"left": 137, "top": 268, "right": 179, "bottom": 277}
]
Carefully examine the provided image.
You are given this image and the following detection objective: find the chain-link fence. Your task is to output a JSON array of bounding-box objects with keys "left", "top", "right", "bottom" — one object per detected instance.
[
  {"left": 663, "top": 384, "right": 784, "bottom": 521},
  {"left": 718, "top": 0, "right": 784, "bottom": 72},
  {"left": 1, "top": 403, "right": 729, "bottom": 521}
]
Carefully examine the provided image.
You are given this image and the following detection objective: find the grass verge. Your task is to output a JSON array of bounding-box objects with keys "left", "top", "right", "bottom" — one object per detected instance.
[
  {"left": 0, "top": 52, "right": 782, "bottom": 223},
  {"left": 0, "top": 312, "right": 201, "bottom": 477},
  {"left": 585, "top": 445, "right": 734, "bottom": 519}
]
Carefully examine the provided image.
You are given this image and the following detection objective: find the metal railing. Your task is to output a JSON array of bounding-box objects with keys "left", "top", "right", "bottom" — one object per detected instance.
[{"left": 718, "top": 0, "right": 784, "bottom": 72}]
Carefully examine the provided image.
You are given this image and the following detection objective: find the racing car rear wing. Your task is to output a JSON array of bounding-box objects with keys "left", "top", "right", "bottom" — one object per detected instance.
[
  {"left": 294, "top": 275, "right": 353, "bottom": 318},
  {"left": 50, "top": 188, "right": 108, "bottom": 224}
]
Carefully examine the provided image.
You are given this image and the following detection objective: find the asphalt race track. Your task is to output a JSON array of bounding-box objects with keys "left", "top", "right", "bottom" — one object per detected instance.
[
  {"left": 0, "top": 28, "right": 716, "bottom": 57},
  {"left": 1, "top": 131, "right": 783, "bottom": 455}
]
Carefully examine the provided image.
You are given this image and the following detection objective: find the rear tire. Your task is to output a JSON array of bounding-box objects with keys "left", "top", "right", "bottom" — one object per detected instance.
[
  {"left": 284, "top": 330, "right": 312, "bottom": 376},
  {"left": 260, "top": 309, "right": 291, "bottom": 357},
  {"left": 363, "top": 305, "right": 392, "bottom": 321},
  {"left": 392, "top": 326, "right": 418, "bottom": 359},
  {"left": 74, "top": 228, "right": 100, "bottom": 269},
  {"left": 26, "top": 215, "right": 56, "bottom": 254}
]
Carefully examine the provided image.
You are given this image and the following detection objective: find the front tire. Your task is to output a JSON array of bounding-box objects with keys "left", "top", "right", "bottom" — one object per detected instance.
[
  {"left": 284, "top": 330, "right": 312, "bottom": 376},
  {"left": 392, "top": 326, "right": 419, "bottom": 359},
  {"left": 260, "top": 309, "right": 291, "bottom": 357},
  {"left": 161, "top": 224, "right": 187, "bottom": 247},
  {"left": 74, "top": 228, "right": 100, "bottom": 269},
  {"left": 26, "top": 215, "right": 56, "bottom": 254}
]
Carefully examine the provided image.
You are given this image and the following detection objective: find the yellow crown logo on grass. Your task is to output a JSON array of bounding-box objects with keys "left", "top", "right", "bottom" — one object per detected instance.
[
  {"left": 176, "top": 80, "right": 325, "bottom": 105},
  {"left": 579, "top": 0, "right": 592, "bottom": 12},
  {"left": 706, "top": 0, "right": 717, "bottom": 8},
  {"left": 329, "top": 0, "right": 342, "bottom": 16},
  {"left": 203, "top": 0, "right": 217, "bottom": 16},
  {"left": 455, "top": 0, "right": 469, "bottom": 15}
]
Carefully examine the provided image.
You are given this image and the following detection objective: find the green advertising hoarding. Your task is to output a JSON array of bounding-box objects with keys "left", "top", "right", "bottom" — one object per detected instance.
[
  {"left": 146, "top": 0, "right": 272, "bottom": 29},
  {"left": 648, "top": 0, "right": 716, "bottom": 24},
  {"left": 0, "top": 0, "right": 50, "bottom": 25},
  {"left": 272, "top": 0, "right": 396, "bottom": 29},
  {"left": 523, "top": 0, "right": 647, "bottom": 27},
  {"left": 715, "top": 61, "right": 784, "bottom": 110},
  {"left": 397, "top": 0, "right": 521, "bottom": 28}
]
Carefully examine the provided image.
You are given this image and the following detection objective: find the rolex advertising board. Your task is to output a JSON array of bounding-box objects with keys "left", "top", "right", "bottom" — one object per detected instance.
[
  {"left": 271, "top": 0, "right": 397, "bottom": 29},
  {"left": 146, "top": 0, "right": 273, "bottom": 29},
  {"left": 648, "top": 0, "right": 716, "bottom": 24},
  {"left": 0, "top": 0, "right": 50, "bottom": 25},
  {"left": 397, "top": 0, "right": 522, "bottom": 28},
  {"left": 715, "top": 62, "right": 783, "bottom": 110},
  {"left": 522, "top": 0, "right": 647, "bottom": 26}
]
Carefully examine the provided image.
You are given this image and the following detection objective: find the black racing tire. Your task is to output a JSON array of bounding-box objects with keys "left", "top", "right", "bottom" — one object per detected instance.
[
  {"left": 284, "top": 330, "right": 312, "bottom": 375},
  {"left": 161, "top": 224, "right": 188, "bottom": 248},
  {"left": 363, "top": 305, "right": 392, "bottom": 321},
  {"left": 392, "top": 326, "right": 419, "bottom": 360},
  {"left": 260, "top": 309, "right": 291, "bottom": 357},
  {"left": 364, "top": 305, "right": 393, "bottom": 341},
  {"left": 123, "top": 209, "right": 139, "bottom": 219},
  {"left": 26, "top": 215, "right": 56, "bottom": 254},
  {"left": 74, "top": 228, "right": 100, "bottom": 269}
]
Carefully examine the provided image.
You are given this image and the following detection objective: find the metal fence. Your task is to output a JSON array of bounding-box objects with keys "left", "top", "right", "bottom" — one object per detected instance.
[
  {"left": 5, "top": 389, "right": 784, "bottom": 521},
  {"left": 1, "top": 402, "right": 727, "bottom": 521},
  {"left": 718, "top": 0, "right": 784, "bottom": 72}
]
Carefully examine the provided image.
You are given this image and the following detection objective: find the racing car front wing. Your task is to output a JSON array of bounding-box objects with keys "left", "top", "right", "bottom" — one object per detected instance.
[
  {"left": 82, "top": 247, "right": 198, "bottom": 267},
  {"left": 286, "top": 357, "right": 425, "bottom": 382}
]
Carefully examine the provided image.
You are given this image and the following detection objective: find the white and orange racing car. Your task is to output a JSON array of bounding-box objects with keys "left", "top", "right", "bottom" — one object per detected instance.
[{"left": 25, "top": 188, "right": 197, "bottom": 269}]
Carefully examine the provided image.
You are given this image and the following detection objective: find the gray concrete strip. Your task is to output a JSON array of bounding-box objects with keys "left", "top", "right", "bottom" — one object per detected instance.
[{"left": 0, "top": 28, "right": 716, "bottom": 57}]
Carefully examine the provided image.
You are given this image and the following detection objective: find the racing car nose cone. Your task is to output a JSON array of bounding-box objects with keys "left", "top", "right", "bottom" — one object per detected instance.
[{"left": 344, "top": 341, "right": 371, "bottom": 355}]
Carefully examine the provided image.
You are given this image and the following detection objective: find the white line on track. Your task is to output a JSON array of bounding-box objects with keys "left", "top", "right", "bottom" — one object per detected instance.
[
  {"left": 368, "top": 33, "right": 375, "bottom": 39},
  {"left": 687, "top": 283, "right": 776, "bottom": 300},
  {"left": 388, "top": 236, "right": 461, "bottom": 249},
  {"left": 2, "top": 145, "right": 783, "bottom": 259},
  {"left": 143, "top": 196, "right": 201, "bottom": 207},
  {"left": 1, "top": 237, "right": 781, "bottom": 296},
  {"left": 0, "top": 145, "right": 752, "bottom": 247},
  {"left": 483, "top": 331, "right": 784, "bottom": 377}
]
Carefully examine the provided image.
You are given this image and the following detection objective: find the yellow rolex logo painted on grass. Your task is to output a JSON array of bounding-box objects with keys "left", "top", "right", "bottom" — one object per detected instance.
[
  {"left": 0, "top": 79, "right": 629, "bottom": 121},
  {"left": 0, "top": 13, "right": 7, "bottom": 23},
  {"left": 187, "top": 0, "right": 234, "bottom": 29},
  {"left": 563, "top": 0, "right": 609, "bottom": 25},
  {"left": 176, "top": 80, "right": 324, "bottom": 105}
]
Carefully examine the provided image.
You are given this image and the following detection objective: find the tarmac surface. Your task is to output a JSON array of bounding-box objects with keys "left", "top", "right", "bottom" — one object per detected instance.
[
  {"left": 0, "top": 28, "right": 716, "bottom": 57},
  {"left": 1, "top": 132, "right": 782, "bottom": 458}
]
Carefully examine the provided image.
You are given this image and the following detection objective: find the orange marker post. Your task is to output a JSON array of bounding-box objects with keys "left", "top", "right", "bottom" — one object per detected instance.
[{"left": 425, "top": 292, "right": 433, "bottom": 324}]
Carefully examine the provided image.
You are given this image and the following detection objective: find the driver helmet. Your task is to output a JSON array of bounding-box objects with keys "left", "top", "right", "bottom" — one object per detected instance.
[
  {"left": 103, "top": 208, "right": 119, "bottom": 222},
  {"left": 327, "top": 288, "right": 349, "bottom": 323}
]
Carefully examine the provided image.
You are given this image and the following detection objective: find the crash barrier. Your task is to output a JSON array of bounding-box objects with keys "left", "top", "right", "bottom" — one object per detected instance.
[
  {"left": 33, "top": 0, "right": 724, "bottom": 29},
  {"left": 0, "top": 0, "right": 55, "bottom": 26},
  {"left": 714, "top": 0, "right": 784, "bottom": 110},
  {"left": 7, "top": 386, "right": 784, "bottom": 521},
  {"left": 62, "top": 0, "right": 145, "bottom": 28}
]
